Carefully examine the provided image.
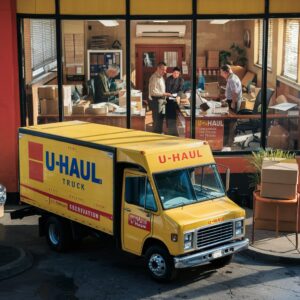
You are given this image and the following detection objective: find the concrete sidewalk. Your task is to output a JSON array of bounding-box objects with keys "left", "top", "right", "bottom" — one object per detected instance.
[
  {"left": 0, "top": 206, "right": 299, "bottom": 281},
  {"left": 244, "top": 208, "right": 300, "bottom": 262}
]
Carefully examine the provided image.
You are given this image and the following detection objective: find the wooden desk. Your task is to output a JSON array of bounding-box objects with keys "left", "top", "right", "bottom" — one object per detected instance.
[
  {"left": 252, "top": 191, "right": 299, "bottom": 249},
  {"left": 38, "top": 114, "right": 146, "bottom": 131},
  {"left": 181, "top": 109, "right": 298, "bottom": 150}
]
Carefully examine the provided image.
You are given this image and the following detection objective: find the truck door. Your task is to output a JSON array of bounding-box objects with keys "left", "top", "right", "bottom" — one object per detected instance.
[{"left": 122, "top": 170, "right": 157, "bottom": 255}]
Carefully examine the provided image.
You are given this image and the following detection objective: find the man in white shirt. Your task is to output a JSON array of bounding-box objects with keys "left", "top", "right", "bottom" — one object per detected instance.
[
  {"left": 220, "top": 64, "right": 243, "bottom": 147},
  {"left": 148, "top": 62, "right": 171, "bottom": 133}
]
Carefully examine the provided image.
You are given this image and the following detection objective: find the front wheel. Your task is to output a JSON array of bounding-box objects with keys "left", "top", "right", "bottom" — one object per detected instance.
[{"left": 145, "top": 246, "right": 177, "bottom": 282}]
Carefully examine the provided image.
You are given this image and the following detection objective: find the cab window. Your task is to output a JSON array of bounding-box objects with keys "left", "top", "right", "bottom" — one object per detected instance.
[{"left": 125, "top": 176, "right": 157, "bottom": 211}]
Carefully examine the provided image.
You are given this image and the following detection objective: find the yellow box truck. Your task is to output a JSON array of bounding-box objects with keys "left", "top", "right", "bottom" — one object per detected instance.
[{"left": 13, "top": 121, "right": 248, "bottom": 281}]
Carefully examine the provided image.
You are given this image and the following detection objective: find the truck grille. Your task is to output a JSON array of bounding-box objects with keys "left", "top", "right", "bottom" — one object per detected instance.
[{"left": 197, "top": 222, "right": 233, "bottom": 249}]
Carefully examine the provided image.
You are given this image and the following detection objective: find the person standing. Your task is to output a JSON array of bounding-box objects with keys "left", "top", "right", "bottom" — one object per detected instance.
[
  {"left": 165, "top": 67, "right": 184, "bottom": 136},
  {"left": 220, "top": 64, "right": 243, "bottom": 147},
  {"left": 148, "top": 62, "right": 171, "bottom": 133}
]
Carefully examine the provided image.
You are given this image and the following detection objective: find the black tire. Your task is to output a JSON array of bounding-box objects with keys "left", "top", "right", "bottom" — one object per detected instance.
[
  {"left": 45, "top": 216, "right": 72, "bottom": 252},
  {"left": 145, "top": 245, "right": 177, "bottom": 282},
  {"left": 210, "top": 254, "right": 233, "bottom": 268}
]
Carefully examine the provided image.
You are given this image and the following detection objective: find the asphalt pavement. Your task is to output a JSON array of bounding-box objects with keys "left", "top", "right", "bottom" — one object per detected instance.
[{"left": 0, "top": 205, "right": 299, "bottom": 281}]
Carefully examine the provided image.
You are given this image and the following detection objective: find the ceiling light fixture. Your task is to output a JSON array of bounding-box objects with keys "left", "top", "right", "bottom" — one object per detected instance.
[
  {"left": 98, "top": 20, "right": 119, "bottom": 27},
  {"left": 153, "top": 20, "right": 169, "bottom": 23},
  {"left": 210, "top": 20, "right": 230, "bottom": 25}
]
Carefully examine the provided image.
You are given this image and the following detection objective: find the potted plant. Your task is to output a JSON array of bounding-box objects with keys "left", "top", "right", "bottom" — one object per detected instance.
[
  {"left": 230, "top": 43, "right": 248, "bottom": 67},
  {"left": 219, "top": 50, "right": 231, "bottom": 66},
  {"left": 248, "top": 148, "right": 296, "bottom": 190}
]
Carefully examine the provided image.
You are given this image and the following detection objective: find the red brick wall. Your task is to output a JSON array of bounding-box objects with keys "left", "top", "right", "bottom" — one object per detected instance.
[{"left": 0, "top": 0, "right": 20, "bottom": 192}]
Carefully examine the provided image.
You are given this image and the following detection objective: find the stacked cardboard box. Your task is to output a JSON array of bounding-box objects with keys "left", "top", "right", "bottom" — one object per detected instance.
[
  {"left": 118, "top": 90, "right": 143, "bottom": 112},
  {"left": 260, "top": 158, "right": 299, "bottom": 199},
  {"left": 207, "top": 50, "right": 219, "bottom": 68},
  {"left": 38, "top": 85, "right": 72, "bottom": 115},
  {"left": 64, "top": 34, "right": 75, "bottom": 75},
  {"left": 64, "top": 33, "right": 84, "bottom": 75},
  {"left": 74, "top": 33, "right": 84, "bottom": 75},
  {"left": 197, "top": 56, "right": 206, "bottom": 69},
  {"left": 72, "top": 100, "right": 90, "bottom": 115}
]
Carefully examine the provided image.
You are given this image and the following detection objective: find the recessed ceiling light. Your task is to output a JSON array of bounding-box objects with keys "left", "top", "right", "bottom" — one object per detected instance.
[
  {"left": 153, "top": 20, "right": 169, "bottom": 23},
  {"left": 98, "top": 20, "right": 119, "bottom": 27},
  {"left": 210, "top": 20, "right": 230, "bottom": 25}
]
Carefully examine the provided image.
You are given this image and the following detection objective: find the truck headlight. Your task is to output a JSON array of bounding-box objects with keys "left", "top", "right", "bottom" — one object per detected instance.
[
  {"left": 184, "top": 232, "right": 194, "bottom": 250},
  {"left": 235, "top": 220, "right": 244, "bottom": 236}
]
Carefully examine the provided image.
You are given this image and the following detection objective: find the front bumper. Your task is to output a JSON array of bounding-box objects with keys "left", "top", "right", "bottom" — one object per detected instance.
[{"left": 174, "top": 238, "right": 249, "bottom": 269}]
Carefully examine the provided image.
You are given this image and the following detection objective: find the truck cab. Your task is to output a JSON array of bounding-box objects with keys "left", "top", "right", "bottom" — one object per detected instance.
[{"left": 120, "top": 152, "right": 248, "bottom": 281}]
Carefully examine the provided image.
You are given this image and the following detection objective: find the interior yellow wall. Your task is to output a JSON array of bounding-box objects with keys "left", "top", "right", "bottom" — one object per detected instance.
[
  {"left": 197, "top": 21, "right": 244, "bottom": 56},
  {"left": 198, "top": 0, "right": 264, "bottom": 14},
  {"left": 60, "top": 0, "right": 125, "bottom": 15},
  {"left": 17, "top": 0, "right": 55, "bottom": 14},
  {"left": 130, "top": 0, "right": 192, "bottom": 15}
]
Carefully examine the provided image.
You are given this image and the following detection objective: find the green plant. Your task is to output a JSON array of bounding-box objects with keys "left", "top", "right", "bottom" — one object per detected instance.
[
  {"left": 219, "top": 50, "right": 231, "bottom": 66},
  {"left": 248, "top": 148, "right": 296, "bottom": 188},
  {"left": 230, "top": 43, "right": 248, "bottom": 67}
]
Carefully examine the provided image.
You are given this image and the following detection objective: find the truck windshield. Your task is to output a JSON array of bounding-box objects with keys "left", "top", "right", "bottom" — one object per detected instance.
[{"left": 154, "top": 164, "right": 225, "bottom": 209}]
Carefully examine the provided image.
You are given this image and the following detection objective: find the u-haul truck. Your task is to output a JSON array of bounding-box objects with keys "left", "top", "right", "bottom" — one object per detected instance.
[{"left": 13, "top": 121, "right": 248, "bottom": 281}]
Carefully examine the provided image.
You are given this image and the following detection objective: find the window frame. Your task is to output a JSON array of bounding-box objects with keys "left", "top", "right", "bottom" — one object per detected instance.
[{"left": 256, "top": 19, "right": 273, "bottom": 70}]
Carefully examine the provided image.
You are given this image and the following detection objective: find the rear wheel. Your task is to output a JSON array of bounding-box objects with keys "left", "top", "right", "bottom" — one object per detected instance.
[
  {"left": 211, "top": 254, "right": 233, "bottom": 268},
  {"left": 45, "top": 216, "right": 72, "bottom": 252},
  {"left": 145, "top": 245, "right": 177, "bottom": 282}
]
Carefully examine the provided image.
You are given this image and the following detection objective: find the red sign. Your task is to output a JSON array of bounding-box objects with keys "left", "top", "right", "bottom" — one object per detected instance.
[
  {"left": 186, "top": 119, "right": 224, "bottom": 150},
  {"left": 128, "top": 213, "right": 151, "bottom": 231}
]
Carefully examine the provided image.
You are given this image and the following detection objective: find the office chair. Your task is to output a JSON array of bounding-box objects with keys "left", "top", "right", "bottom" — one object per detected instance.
[{"left": 235, "top": 88, "right": 274, "bottom": 148}]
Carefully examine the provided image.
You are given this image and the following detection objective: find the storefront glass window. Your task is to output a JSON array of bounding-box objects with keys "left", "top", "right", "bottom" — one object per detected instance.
[
  {"left": 131, "top": 20, "right": 191, "bottom": 136},
  {"left": 195, "top": 19, "right": 262, "bottom": 152},
  {"left": 266, "top": 18, "right": 300, "bottom": 152},
  {"left": 60, "top": 19, "right": 127, "bottom": 128},
  {"left": 22, "top": 18, "right": 58, "bottom": 126}
]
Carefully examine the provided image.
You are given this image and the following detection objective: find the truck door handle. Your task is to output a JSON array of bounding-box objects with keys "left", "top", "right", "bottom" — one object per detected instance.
[{"left": 124, "top": 208, "right": 131, "bottom": 212}]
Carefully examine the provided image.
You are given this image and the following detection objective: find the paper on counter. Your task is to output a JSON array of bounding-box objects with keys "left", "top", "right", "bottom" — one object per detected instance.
[{"left": 269, "top": 102, "right": 297, "bottom": 111}]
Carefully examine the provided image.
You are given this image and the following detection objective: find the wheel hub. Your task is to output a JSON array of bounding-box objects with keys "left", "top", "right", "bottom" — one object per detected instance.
[
  {"left": 48, "top": 223, "right": 60, "bottom": 245},
  {"left": 148, "top": 254, "right": 166, "bottom": 277}
]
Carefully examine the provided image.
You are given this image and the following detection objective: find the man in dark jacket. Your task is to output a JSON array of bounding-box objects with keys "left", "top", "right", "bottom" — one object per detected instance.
[
  {"left": 94, "top": 65, "right": 121, "bottom": 103},
  {"left": 165, "top": 67, "right": 184, "bottom": 136}
]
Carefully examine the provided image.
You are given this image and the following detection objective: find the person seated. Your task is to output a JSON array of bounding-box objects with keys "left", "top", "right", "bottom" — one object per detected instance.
[{"left": 94, "top": 65, "right": 124, "bottom": 103}]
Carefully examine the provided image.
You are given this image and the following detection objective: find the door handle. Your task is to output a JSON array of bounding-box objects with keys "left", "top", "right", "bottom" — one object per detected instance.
[{"left": 124, "top": 207, "right": 131, "bottom": 212}]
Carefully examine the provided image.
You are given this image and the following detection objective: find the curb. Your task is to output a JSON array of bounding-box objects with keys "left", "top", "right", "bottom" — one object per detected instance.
[
  {"left": 242, "top": 245, "right": 300, "bottom": 264},
  {"left": 0, "top": 247, "right": 33, "bottom": 281}
]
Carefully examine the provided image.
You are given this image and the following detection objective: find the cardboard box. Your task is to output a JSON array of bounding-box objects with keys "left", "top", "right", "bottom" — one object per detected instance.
[
  {"left": 207, "top": 58, "right": 219, "bottom": 68},
  {"left": 38, "top": 86, "right": 58, "bottom": 100},
  {"left": 260, "top": 182, "right": 297, "bottom": 199},
  {"left": 40, "top": 98, "right": 58, "bottom": 115},
  {"left": 204, "top": 82, "right": 220, "bottom": 98},
  {"left": 267, "top": 125, "right": 289, "bottom": 150},
  {"left": 207, "top": 50, "right": 219, "bottom": 59},
  {"left": 197, "top": 56, "right": 206, "bottom": 68},
  {"left": 119, "top": 91, "right": 143, "bottom": 110},
  {"left": 72, "top": 100, "right": 90, "bottom": 115},
  {"left": 261, "top": 158, "right": 298, "bottom": 185},
  {"left": 260, "top": 158, "right": 299, "bottom": 199}
]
